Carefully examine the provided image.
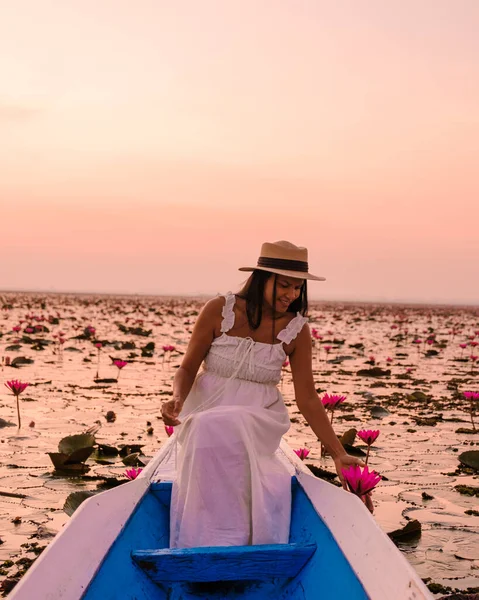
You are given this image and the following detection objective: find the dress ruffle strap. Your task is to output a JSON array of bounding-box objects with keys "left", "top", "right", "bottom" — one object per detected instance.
[
  {"left": 277, "top": 313, "right": 308, "bottom": 344},
  {"left": 220, "top": 291, "right": 236, "bottom": 333}
]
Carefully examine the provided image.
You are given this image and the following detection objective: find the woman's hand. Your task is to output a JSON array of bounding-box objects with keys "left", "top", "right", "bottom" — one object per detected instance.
[
  {"left": 161, "top": 397, "right": 183, "bottom": 426},
  {"left": 333, "top": 452, "right": 375, "bottom": 514}
]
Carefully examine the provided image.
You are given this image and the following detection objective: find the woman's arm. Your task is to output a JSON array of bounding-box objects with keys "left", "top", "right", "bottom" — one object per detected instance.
[
  {"left": 161, "top": 296, "right": 223, "bottom": 426},
  {"left": 289, "top": 323, "right": 347, "bottom": 459},
  {"left": 289, "top": 323, "right": 368, "bottom": 497}
]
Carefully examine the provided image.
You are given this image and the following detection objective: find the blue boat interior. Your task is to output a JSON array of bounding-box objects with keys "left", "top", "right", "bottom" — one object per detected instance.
[{"left": 82, "top": 477, "right": 368, "bottom": 599}]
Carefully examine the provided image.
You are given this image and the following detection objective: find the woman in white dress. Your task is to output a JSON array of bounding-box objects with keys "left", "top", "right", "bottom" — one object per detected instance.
[{"left": 161, "top": 240, "right": 371, "bottom": 549}]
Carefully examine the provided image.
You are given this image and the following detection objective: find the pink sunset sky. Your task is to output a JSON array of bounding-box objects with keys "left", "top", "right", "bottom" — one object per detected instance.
[{"left": 1, "top": 1, "right": 478, "bottom": 304}]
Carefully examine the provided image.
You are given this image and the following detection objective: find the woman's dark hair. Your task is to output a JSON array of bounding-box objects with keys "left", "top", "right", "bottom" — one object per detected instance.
[{"left": 237, "top": 270, "right": 308, "bottom": 343}]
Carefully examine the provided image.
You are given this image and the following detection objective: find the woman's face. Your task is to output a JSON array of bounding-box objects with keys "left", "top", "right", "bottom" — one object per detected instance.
[{"left": 264, "top": 274, "right": 304, "bottom": 313}]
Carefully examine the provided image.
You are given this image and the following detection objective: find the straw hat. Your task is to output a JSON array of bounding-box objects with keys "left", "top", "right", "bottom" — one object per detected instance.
[{"left": 238, "top": 240, "right": 325, "bottom": 281}]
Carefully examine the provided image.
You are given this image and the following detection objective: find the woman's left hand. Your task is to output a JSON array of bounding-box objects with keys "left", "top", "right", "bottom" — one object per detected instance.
[{"left": 332, "top": 453, "right": 374, "bottom": 514}]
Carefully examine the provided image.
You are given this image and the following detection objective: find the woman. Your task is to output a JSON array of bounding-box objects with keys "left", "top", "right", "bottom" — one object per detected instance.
[{"left": 161, "top": 240, "right": 370, "bottom": 549}]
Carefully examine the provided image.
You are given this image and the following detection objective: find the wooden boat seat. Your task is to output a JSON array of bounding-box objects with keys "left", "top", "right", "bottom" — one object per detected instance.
[{"left": 131, "top": 543, "right": 317, "bottom": 583}]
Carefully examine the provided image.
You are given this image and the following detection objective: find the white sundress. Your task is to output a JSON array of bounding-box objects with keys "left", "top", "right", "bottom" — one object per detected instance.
[{"left": 166, "top": 292, "right": 308, "bottom": 548}]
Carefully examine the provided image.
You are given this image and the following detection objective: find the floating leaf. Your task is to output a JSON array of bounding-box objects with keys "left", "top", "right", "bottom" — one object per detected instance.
[
  {"left": 122, "top": 452, "right": 142, "bottom": 466},
  {"left": 356, "top": 367, "right": 391, "bottom": 377},
  {"left": 96, "top": 444, "right": 119, "bottom": 457},
  {"left": 370, "top": 405, "right": 390, "bottom": 418},
  {"left": 63, "top": 491, "right": 99, "bottom": 516},
  {"left": 406, "top": 391, "right": 429, "bottom": 402},
  {"left": 58, "top": 433, "right": 96, "bottom": 455},
  {"left": 339, "top": 428, "right": 357, "bottom": 446},
  {"left": 387, "top": 519, "right": 422, "bottom": 543},
  {"left": 47, "top": 453, "right": 91, "bottom": 472},
  {"left": 458, "top": 450, "right": 479, "bottom": 471},
  {"left": 118, "top": 444, "right": 144, "bottom": 457},
  {"left": 342, "top": 443, "right": 367, "bottom": 457},
  {"left": 11, "top": 356, "right": 34, "bottom": 366}
]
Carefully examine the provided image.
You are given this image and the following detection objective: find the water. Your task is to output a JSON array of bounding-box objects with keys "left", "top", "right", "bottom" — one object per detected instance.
[{"left": 0, "top": 292, "right": 478, "bottom": 597}]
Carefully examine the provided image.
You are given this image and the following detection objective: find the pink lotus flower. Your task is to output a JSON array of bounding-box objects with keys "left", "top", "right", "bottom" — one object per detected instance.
[
  {"left": 5, "top": 379, "right": 30, "bottom": 428},
  {"left": 412, "top": 339, "right": 422, "bottom": 344},
  {"left": 95, "top": 343, "right": 102, "bottom": 349},
  {"left": 113, "top": 360, "right": 128, "bottom": 369},
  {"left": 293, "top": 448, "right": 310, "bottom": 461},
  {"left": 24, "top": 327, "right": 34, "bottom": 333},
  {"left": 357, "top": 429, "right": 380, "bottom": 463},
  {"left": 323, "top": 345, "right": 332, "bottom": 354},
  {"left": 426, "top": 339, "right": 434, "bottom": 345},
  {"left": 357, "top": 430, "right": 380, "bottom": 445},
  {"left": 341, "top": 464, "right": 382, "bottom": 497},
  {"left": 162, "top": 345, "right": 176, "bottom": 364},
  {"left": 386, "top": 357, "right": 392, "bottom": 363},
  {"left": 5, "top": 380, "right": 30, "bottom": 396},
  {"left": 125, "top": 468, "right": 143, "bottom": 480},
  {"left": 282, "top": 360, "right": 290, "bottom": 369},
  {"left": 113, "top": 360, "right": 128, "bottom": 381},
  {"left": 321, "top": 393, "right": 346, "bottom": 410},
  {"left": 470, "top": 341, "right": 479, "bottom": 348},
  {"left": 463, "top": 391, "right": 479, "bottom": 431},
  {"left": 165, "top": 425, "right": 174, "bottom": 437},
  {"left": 460, "top": 343, "right": 468, "bottom": 349},
  {"left": 12, "top": 325, "right": 21, "bottom": 332}
]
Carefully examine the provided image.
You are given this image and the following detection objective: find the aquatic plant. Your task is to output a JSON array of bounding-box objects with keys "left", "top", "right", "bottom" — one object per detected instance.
[
  {"left": 113, "top": 359, "right": 128, "bottom": 381},
  {"left": 125, "top": 467, "right": 143, "bottom": 480},
  {"left": 469, "top": 355, "right": 478, "bottom": 374},
  {"left": 341, "top": 464, "right": 382, "bottom": 497},
  {"left": 357, "top": 430, "right": 380, "bottom": 465},
  {"left": 321, "top": 393, "right": 346, "bottom": 418},
  {"left": 162, "top": 345, "right": 176, "bottom": 364},
  {"left": 320, "top": 394, "right": 346, "bottom": 456},
  {"left": 165, "top": 425, "right": 174, "bottom": 437},
  {"left": 293, "top": 448, "right": 310, "bottom": 461},
  {"left": 48, "top": 430, "right": 97, "bottom": 473},
  {"left": 463, "top": 391, "right": 479, "bottom": 432},
  {"left": 94, "top": 342, "right": 102, "bottom": 378},
  {"left": 4, "top": 379, "right": 30, "bottom": 428}
]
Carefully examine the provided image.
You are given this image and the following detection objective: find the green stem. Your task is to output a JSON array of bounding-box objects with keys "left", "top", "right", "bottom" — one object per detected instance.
[{"left": 16, "top": 394, "right": 21, "bottom": 429}]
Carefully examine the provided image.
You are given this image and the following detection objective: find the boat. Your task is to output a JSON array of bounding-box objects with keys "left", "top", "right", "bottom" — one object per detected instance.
[{"left": 10, "top": 439, "right": 432, "bottom": 599}]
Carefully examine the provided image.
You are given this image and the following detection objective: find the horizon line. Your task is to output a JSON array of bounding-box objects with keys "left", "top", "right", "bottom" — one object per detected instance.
[{"left": 0, "top": 287, "right": 477, "bottom": 310}]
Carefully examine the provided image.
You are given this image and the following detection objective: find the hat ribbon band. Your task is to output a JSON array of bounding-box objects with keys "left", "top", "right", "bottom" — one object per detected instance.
[{"left": 257, "top": 257, "right": 309, "bottom": 272}]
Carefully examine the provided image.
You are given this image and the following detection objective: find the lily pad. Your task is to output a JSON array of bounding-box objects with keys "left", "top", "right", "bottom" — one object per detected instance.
[
  {"left": 63, "top": 490, "right": 99, "bottom": 516},
  {"left": 11, "top": 356, "right": 34, "bottom": 366},
  {"left": 339, "top": 428, "right": 357, "bottom": 446},
  {"left": 5, "top": 344, "right": 21, "bottom": 351},
  {"left": 406, "top": 391, "right": 429, "bottom": 402},
  {"left": 458, "top": 450, "right": 479, "bottom": 471},
  {"left": 370, "top": 405, "right": 390, "bottom": 418},
  {"left": 356, "top": 367, "right": 391, "bottom": 377},
  {"left": 58, "top": 433, "right": 96, "bottom": 455},
  {"left": 122, "top": 452, "right": 143, "bottom": 466},
  {"left": 387, "top": 519, "right": 422, "bottom": 543}
]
